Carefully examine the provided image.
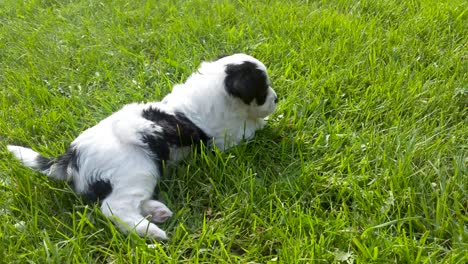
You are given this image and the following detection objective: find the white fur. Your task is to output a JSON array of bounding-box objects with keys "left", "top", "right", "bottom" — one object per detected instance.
[
  {"left": 7, "top": 53, "right": 277, "bottom": 240},
  {"left": 7, "top": 145, "right": 40, "bottom": 169}
]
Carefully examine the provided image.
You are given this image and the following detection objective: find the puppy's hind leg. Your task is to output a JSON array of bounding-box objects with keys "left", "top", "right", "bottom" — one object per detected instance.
[
  {"left": 140, "top": 200, "right": 173, "bottom": 224},
  {"left": 101, "top": 193, "right": 168, "bottom": 240}
]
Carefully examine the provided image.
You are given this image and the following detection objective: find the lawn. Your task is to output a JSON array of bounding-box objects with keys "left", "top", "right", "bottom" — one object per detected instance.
[{"left": 0, "top": 0, "right": 467, "bottom": 262}]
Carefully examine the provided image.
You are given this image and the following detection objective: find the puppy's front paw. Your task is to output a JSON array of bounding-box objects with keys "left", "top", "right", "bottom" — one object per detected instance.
[
  {"left": 141, "top": 200, "right": 173, "bottom": 223},
  {"left": 146, "top": 224, "right": 168, "bottom": 241},
  {"left": 257, "top": 118, "right": 267, "bottom": 129},
  {"left": 133, "top": 221, "right": 168, "bottom": 241}
]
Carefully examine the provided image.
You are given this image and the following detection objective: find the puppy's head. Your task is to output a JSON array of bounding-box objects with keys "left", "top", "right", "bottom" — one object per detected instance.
[{"left": 199, "top": 54, "right": 278, "bottom": 119}]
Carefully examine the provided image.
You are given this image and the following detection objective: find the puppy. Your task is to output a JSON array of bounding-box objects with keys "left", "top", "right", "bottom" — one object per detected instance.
[{"left": 7, "top": 53, "right": 278, "bottom": 240}]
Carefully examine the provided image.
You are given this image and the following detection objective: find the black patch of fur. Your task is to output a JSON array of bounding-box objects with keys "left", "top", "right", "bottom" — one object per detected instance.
[
  {"left": 142, "top": 108, "right": 209, "bottom": 147},
  {"left": 141, "top": 133, "right": 170, "bottom": 176},
  {"left": 82, "top": 179, "right": 113, "bottom": 202},
  {"left": 35, "top": 146, "right": 79, "bottom": 176},
  {"left": 36, "top": 155, "right": 54, "bottom": 171},
  {"left": 224, "top": 61, "right": 269, "bottom": 105},
  {"left": 52, "top": 146, "right": 80, "bottom": 178},
  {"left": 141, "top": 108, "right": 210, "bottom": 174}
]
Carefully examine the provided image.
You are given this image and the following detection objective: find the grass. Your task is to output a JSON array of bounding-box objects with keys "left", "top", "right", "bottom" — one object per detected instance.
[{"left": 0, "top": 0, "right": 467, "bottom": 262}]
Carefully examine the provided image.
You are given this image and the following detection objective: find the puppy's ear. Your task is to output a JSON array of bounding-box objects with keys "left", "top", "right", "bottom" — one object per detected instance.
[{"left": 224, "top": 61, "right": 268, "bottom": 105}]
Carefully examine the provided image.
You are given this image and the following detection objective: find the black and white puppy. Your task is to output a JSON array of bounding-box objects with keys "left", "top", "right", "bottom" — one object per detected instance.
[{"left": 7, "top": 53, "right": 278, "bottom": 240}]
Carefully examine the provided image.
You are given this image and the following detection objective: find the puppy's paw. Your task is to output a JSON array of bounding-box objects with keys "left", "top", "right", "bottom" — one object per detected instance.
[
  {"left": 134, "top": 222, "right": 168, "bottom": 241},
  {"left": 147, "top": 224, "right": 168, "bottom": 241},
  {"left": 141, "top": 200, "right": 173, "bottom": 224},
  {"left": 257, "top": 118, "right": 267, "bottom": 129}
]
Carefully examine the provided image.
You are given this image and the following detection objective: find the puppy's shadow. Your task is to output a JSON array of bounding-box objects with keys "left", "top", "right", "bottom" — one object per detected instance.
[{"left": 156, "top": 126, "right": 312, "bottom": 230}]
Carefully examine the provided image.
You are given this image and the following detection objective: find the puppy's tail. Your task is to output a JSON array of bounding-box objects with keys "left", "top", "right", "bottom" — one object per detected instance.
[{"left": 7, "top": 145, "right": 73, "bottom": 181}]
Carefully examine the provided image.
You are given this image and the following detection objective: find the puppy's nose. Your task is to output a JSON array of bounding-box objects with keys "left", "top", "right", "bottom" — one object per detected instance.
[{"left": 274, "top": 96, "right": 279, "bottom": 104}]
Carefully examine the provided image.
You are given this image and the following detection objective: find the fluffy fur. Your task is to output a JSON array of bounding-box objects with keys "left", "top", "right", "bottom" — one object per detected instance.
[{"left": 7, "top": 53, "right": 277, "bottom": 240}]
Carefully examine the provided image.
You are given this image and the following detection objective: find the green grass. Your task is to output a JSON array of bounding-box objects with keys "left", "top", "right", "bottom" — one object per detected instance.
[{"left": 1, "top": 0, "right": 467, "bottom": 262}]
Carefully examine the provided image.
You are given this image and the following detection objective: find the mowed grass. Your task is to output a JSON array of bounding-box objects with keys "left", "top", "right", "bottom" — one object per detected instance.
[{"left": 1, "top": 0, "right": 467, "bottom": 262}]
